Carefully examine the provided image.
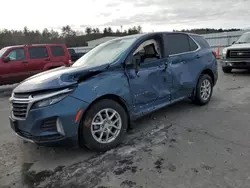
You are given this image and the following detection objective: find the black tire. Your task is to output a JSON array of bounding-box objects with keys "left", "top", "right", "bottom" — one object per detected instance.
[
  {"left": 222, "top": 67, "right": 232, "bottom": 73},
  {"left": 79, "top": 99, "right": 128, "bottom": 152},
  {"left": 193, "top": 74, "right": 213, "bottom": 106}
]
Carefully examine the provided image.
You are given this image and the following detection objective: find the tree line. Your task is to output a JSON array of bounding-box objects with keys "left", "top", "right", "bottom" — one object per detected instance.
[
  {"left": 0, "top": 25, "right": 142, "bottom": 49},
  {"left": 0, "top": 26, "right": 242, "bottom": 49},
  {"left": 173, "top": 28, "right": 241, "bottom": 34}
]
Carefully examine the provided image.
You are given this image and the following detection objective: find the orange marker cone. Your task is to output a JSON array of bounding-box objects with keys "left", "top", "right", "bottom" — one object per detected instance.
[{"left": 216, "top": 45, "right": 220, "bottom": 59}]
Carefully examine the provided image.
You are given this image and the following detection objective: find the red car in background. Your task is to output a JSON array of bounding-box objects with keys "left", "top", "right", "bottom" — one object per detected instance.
[{"left": 0, "top": 44, "right": 71, "bottom": 85}]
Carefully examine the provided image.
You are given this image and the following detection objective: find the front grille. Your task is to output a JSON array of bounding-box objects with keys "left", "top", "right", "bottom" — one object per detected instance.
[
  {"left": 13, "top": 93, "right": 30, "bottom": 99},
  {"left": 227, "top": 49, "right": 250, "bottom": 58},
  {"left": 12, "top": 102, "right": 28, "bottom": 119},
  {"left": 41, "top": 119, "right": 57, "bottom": 132}
]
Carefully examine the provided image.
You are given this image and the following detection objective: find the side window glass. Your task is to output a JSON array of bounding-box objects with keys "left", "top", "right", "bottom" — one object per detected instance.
[
  {"left": 192, "top": 35, "right": 210, "bottom": 49},
  {"left": 132, "top": 39, "right": 162, "bottom": 64},
  {"left": 6, "top": 48, "right": 25, "bottom": 61},
  {"left": 28, "top": 47, "right": 48, "bottom": 59},
  {"left": 164, "top": 34, "right": 190, "bottom": 55},
  {"left": 50, "top": 46, "right": 65, "bottom": 57},
  {"left": 188, "top": 37, "right": 198, "bottom": 51}
]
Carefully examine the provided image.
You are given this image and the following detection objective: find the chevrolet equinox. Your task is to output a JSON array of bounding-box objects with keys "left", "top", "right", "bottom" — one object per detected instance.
[{"left": 9, "top": 32, "right": 218, "bottom": 151}]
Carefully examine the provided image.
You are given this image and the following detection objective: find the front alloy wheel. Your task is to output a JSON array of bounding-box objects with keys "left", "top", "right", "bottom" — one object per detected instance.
[
  {"left": 80, "top": 99, "right": 128, "bottom": 151},
  {"left": 91, "top": 108, "right": 122, "bottom": 144}
]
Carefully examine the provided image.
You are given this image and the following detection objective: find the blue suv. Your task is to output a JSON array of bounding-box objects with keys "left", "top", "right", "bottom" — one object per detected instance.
[{"left": 9, "top": 32, "right": 218, "bottom": 151}]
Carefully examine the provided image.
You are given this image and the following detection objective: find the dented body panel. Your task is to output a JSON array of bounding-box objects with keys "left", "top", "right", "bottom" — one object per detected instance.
[
  {"left": 73, "top": 68, "right": 133, "bottom": 109},
  {"left": 125, "top": 57, "right": 172, "bottom": 118},
  {"left": 10, "top": 32, "right": 218, "bottom": 146}
]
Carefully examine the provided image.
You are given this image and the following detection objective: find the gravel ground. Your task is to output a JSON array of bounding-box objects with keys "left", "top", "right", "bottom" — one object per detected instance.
[{"left": 1, "top": 64, "right": 250, "bottom": 188}]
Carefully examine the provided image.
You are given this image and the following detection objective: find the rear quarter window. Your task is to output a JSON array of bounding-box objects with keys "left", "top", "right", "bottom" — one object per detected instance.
[
  {"left": 50, "top": 46, "right": 65, "bottom": 57},
  {"left": 191, "top": 35, "right": 210, "bottom": 49},
  {"left": 188, "top": 37, "right": 199, "bottom": 51}
]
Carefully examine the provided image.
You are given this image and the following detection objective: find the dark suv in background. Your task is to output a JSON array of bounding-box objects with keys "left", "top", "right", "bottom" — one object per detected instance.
[
  {"left": 0, "top": 44, "right": 71, "bottom": 85},
  {"left": 9, "top": 32, "right": 217, "bottom": 151},
  {"left": 68, "top": 48, "right": 86, "bottom": 63}
]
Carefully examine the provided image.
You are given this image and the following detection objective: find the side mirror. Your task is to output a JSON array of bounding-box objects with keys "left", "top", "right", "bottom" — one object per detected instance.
[
  {"left": 132, "top": 50, "right": 144, "bottom": 75},
  {"left": 232, "top": 41, "right": 236, "bottom": 44},
  {"left": 133, "top": 55, "right": 141, "bottom": 75},
  {"left": 3, "top": 56, "right": 10, "bottom": 63}
]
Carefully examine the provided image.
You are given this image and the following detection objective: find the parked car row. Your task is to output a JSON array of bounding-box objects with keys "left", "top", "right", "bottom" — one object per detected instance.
[{"left": 9, "top": 32, "right": 218, "bottom": 151}]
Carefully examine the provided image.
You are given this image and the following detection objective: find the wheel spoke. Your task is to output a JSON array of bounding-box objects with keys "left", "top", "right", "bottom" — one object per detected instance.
[
  {"left": 109, "top": 111, "right": 117, "bottom": 120},
  {"left": 98, "top": 131, "right": 104, "bottom": 141},
  {"left": 105, "top": 109, "right": 109, "bottom": 119},
  {"left": 97, "top": 112, "right": 104, "bottom": 122},
  {"left": 106, "top": 131, "right": 109, "bottom": 141},
  {"left": 112, "top": 118, "right": 119, "bottom": 125},
  {"left": 206, "top": 81, "right": 210, "bottom": 87},
  {"left": 109, "top": 130, "right": 115, "bottom": 136},
  {"left": 92, "top": 122, "right": 103, "bottom": 126},
  {"left": 110, "top": 124, "right": 120, "bottom": 130},
  {"left": 93, "top": 127, "right": 102, "bottom": 133},
  {"left": 201, "top": 92, "right": 205, "bottom": 99},
  {"left": 204, "top": 93, "right": 208, "bottom": 99}
]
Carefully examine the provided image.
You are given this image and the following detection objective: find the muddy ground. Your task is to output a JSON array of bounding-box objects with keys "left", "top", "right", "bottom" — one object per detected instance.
[{"left": 1, "top": 64, "right": 250, "bottom": 188}]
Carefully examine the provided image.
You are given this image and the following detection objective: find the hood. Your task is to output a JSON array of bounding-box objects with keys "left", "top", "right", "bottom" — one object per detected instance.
[
  {"left": 226, "top": 43, "right": 250, "bottom": 50},
  {"left": 14, "top": 64, "right": 109, "bottom": 93}
]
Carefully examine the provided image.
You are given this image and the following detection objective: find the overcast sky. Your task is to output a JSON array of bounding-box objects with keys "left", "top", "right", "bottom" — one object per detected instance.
[{"left": 1, "top": 0, "right": 250, "bottom": 32}]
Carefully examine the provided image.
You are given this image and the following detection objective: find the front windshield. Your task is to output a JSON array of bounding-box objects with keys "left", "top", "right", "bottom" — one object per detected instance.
[
  {"left": 72, "top": 36, "right": 138, "bottom": 67},
  {"left": 235, "top": 32, "right": 250, "bottom": 44},
  {"left": 0, "top": 47, "right": 9, "bottom": 58}
]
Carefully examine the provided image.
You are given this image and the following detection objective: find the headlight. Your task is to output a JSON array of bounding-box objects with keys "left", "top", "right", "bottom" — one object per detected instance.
[
  {"left": 32, "top": 94, "right": 67, "bottom": 108},
  {"left": 222, "top": 48, "right": 227, "bottom": 56}
]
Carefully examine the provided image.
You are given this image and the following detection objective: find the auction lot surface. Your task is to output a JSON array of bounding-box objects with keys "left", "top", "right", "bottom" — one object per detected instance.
[{"left": 1, "top": 63, "right": 250, "bottom": 188}]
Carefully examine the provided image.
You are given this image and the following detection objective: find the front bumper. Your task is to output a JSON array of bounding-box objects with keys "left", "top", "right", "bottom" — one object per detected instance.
[
  {"left": 9, "top": 96, "right": 89, "bottom": 146},
  {"left": 221, "top": 58, "right": 250, "bottom": 69}
]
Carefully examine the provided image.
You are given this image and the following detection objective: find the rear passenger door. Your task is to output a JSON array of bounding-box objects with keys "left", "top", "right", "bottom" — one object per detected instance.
[
  {"left": 49, "top": 45, "right": 67, "bottom": 66},
  {"left": 27, "top": 46, "right": 50, "bottom": 76},
  {"left": 164, "top": 33, "right": 200, "bottom": 101}
]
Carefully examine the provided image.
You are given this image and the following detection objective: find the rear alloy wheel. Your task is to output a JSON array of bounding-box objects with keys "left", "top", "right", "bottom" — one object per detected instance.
[
  {"left": 193, "top": 74, "right": 213, "bottom": 105},
  {"left": 80, "top": 99, "right": 128, "bottom": 152},
  {"left": 222, "top": 67, "right": 232, "bottom": 73}
]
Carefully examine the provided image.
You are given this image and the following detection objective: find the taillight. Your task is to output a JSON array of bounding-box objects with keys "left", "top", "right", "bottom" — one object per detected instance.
[{"left": 212, "top": 51, "right": 217, "bottom": 57}]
